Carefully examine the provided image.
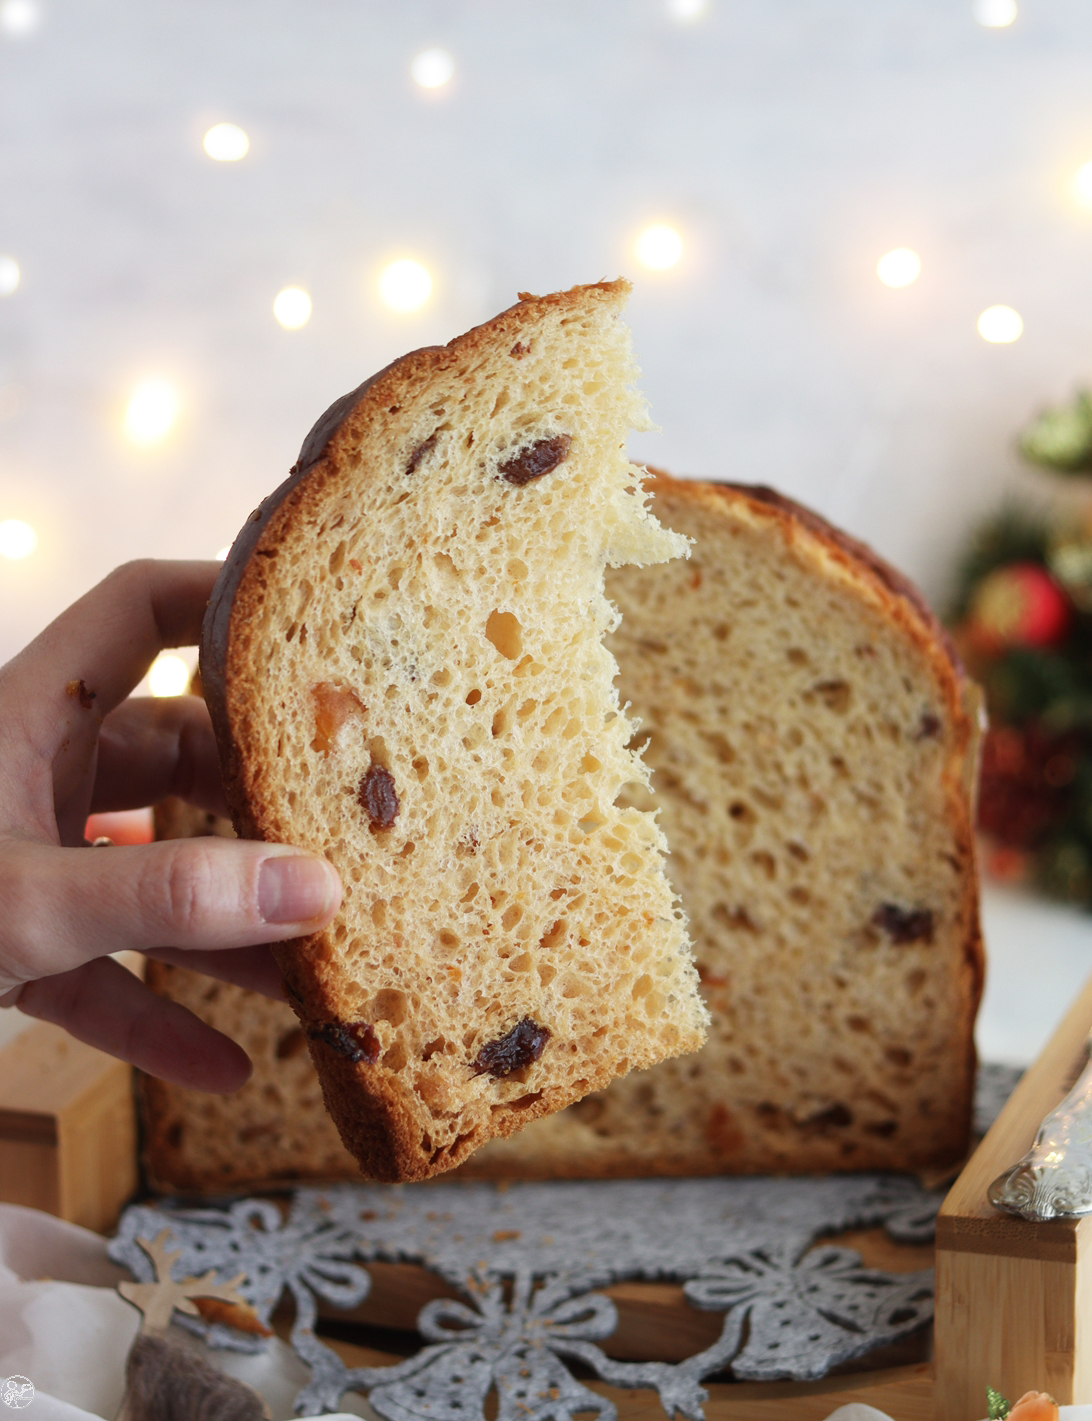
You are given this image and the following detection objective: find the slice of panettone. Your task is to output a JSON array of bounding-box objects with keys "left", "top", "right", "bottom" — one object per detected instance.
[{"left": 200, "top": 283, "right": 708, "bottom": 1184}]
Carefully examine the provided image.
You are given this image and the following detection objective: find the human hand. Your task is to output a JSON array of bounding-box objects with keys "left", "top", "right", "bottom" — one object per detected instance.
[{"left": 0, "top": 560, "right": 342, "bottom": 1092}]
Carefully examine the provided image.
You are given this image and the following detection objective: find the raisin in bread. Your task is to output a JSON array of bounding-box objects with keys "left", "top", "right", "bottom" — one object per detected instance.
[
  {"left": 201, "top": 283, "right": 708, "bottom": 1184},
  {"left": 141, "top": 799, "right": 358, "bottom": 1192},
  {"left": 461, "top": 473, "right": 984, "bottom": 1177}
]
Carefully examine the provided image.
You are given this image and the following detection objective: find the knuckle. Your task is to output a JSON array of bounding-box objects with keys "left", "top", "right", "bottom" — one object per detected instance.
[
  {"left": 139, "top": 842, "right": 221, "bottom": 940},
  {"left": 107, "top": 557, "right": 158, "bottom": 594}
]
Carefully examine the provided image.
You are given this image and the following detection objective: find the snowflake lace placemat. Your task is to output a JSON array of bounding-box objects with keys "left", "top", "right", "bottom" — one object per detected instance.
[{"left": 110, "top": 1172, "right": 942, "bottom": 1419}]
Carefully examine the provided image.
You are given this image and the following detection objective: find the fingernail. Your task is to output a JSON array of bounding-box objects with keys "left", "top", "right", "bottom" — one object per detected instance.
[{"left": 258, "top": 855, "right": 338, "bottom": 925}]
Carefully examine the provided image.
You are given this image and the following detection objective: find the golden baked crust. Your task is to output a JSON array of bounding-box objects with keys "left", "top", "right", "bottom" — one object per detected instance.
[{"left": 200, "top": 285, "right": 707, "bottom": 1184}]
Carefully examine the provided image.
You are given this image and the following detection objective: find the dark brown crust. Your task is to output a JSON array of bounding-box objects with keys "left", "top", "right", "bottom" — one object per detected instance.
[
  {"left": 719, "top": 480, "right": 967, "bottom": 673},
  {"left": 199, "top": 281, "right": 634, "bottom": 1184}
]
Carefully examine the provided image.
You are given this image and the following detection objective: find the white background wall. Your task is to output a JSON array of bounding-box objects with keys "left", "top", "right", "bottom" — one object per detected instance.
[
  {"left": 3, "top": 0, "right": 1092, "bottom": 666},
  {"left": 2, "top": 1, "right": 1092, "bottom": 1057}
]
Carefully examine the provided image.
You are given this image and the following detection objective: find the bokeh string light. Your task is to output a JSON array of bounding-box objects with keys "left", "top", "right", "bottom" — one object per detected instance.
[
  {"left": 378, "top": 258, "right": 433, "bottom": 312},
  {"left": 0, "top": 0, "right": 40, "bottom": 37},
  {"left": 273, "top": 287, "right": 312, "bottom": 329},
  {"left": 0, "top": 17, "right": 1061, "bottom": 619},
  {"left": 634, "top": 223, "right": 683, "bottom": 270},
  {"left": 124, "top": 379, "right": 180, "bottom": 446},
  {"left": 876, "top": 248, "right": 921, "bottom": 288},
  {"left": 1070, "top": 162, "right": 1092, "bottom": 211},
  {"left": 0, "top": 519, "right": 36, "bottom": 559},
  {"left": 203, "top": 123, "right": 249, "bottom": 162},
  {"left": 148, "top": 653, "right": 191, "bottom": 697},
  {"left": 973, "top": 0, "right": 1017, "bottom": 27},
  {"left": 978, "top": 305, "right": 1023, "bottom": 343},
  {"left": 411, "top": 48, "right": 455, "bottom": 89},
  {"left": 667, "top": 0, "right": 710, "bottom": 21}
]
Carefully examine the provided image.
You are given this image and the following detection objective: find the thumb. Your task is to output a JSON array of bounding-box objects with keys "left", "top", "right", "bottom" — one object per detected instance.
[{"left": 0, "top": 836, "right": 341, "bottom": 996}]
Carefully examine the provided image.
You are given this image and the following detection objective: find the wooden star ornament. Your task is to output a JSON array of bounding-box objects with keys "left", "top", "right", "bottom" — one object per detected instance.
[{"left": 117, "top": 1230, "right": 267, "bottom": 1336}]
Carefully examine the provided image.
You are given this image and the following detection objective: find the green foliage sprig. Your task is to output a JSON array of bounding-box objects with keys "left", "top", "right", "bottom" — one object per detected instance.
[
  {"left": 987, "top": 1387, "right": 1011, "bottom": 1421},
  {"left": 1020, "top": 390, "right": 1092, "bottom": 473}
]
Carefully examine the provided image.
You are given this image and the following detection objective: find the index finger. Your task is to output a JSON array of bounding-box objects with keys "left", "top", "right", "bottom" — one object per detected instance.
[{"left": 2, "top": 559, "right": 221, "bottom": 793}]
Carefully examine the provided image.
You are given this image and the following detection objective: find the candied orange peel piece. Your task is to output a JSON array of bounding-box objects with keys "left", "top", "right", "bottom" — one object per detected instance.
[{"left": 1008, "top": 1392, "right": 1059, "bottom": 1421}]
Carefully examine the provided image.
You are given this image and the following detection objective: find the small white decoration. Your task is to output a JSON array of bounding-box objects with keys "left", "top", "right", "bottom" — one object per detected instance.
[
  {"left": 823, "top": 1406, "right": 896, "bottom": 1421},
  {"left": 0, "top": 1375, "right": 34, "bottom": 1410}
]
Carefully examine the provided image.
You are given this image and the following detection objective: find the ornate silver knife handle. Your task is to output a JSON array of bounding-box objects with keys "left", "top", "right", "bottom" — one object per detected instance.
[{"left": 990, "top": 1043, "right": 1092, "bottom": 1221}]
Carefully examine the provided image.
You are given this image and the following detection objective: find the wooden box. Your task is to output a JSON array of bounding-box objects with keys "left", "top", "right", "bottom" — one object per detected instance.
[
  {"left": 0, "top": 1018, "right": 138, "bottom": 1233},
  {"left": 936, "top": 971, "right": 1092, "bottom": 1419}
]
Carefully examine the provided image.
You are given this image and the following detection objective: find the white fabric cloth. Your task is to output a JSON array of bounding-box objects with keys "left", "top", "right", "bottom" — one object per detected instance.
[
  {"left": 0, "top": 1204, "right": 373, "bottom": 1419},
  {"left": 825, "top": 1408, "right": 900, "bottom": 1421}
]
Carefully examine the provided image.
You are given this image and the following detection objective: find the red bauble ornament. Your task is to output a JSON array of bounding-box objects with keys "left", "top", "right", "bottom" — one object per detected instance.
[{"left": 968, "top": 562, "right": 1070, "bottom": 650}]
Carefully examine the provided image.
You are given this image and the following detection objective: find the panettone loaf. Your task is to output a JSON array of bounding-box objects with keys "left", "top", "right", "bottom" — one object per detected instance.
[
  {"left": 144, "top": 473, "right": 982, "bottom": 1193},
  {"left": 200, "top": 283, "right": 708, "bottom": 1184},
  {"left": 463, "top": 473, "right": 984, "bottom": 1177}
]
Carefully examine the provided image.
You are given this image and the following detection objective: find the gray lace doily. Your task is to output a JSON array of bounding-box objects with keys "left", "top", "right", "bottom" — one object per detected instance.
[
  {"left": 109, "top": 1173, "right": 940, "bottom": 1419},
  {"left": 974, "top": 1062, "right": 1024, "bottom": 1138}
]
